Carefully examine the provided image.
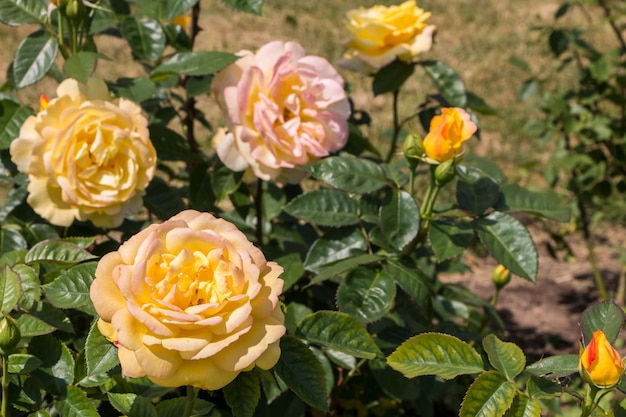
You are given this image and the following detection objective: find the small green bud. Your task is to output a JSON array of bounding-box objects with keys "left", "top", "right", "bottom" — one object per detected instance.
[
  {"left": 403, "top": 132, "right": 424, "bottom": 161},
  {"left": 492, "top": 265, "right": 511, "bottom": 289},
  {"left": 65, "top": 0, "right": 86, "bottom": 20},
  {"left": 433, "top": 158, "right": 456, "bottom": 186},
  {"left": 0, "top": 316, "right": 21, "bottom": 351}
]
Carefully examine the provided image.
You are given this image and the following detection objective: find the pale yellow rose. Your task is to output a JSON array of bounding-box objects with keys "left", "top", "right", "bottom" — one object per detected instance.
[
  {"left": 90, "top": 210, "right": 286, "bottom": 390},
  {"left": 339, "top": 0, "right": 436, "bottom": 73},
  {"left": 10, "top": 78, "right": 156, "bottom": 228}
]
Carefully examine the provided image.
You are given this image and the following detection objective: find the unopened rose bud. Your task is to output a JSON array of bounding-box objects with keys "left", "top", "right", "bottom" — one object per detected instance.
[
  {"left": 0, "top": 316, "right": 21, "bottom": 351},
  {"left": 65, "top": 0, "right": 86, "bottom": 20},
  {"left": 434, "top": 158, "right": 455, "bottom": 186},
  {"left": 403, "top": 132, "right": 424, "bottom": 161},
  {"left": 579, "top": 330, "right": 625, "bottom": 388},
  {"left": 492, "top": 265, "right": 511, "bottom": 289}
]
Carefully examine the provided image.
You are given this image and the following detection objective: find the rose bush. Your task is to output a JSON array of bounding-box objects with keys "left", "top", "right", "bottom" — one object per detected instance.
[
  {"left": 9, "top": 78, "right": 156, "bottom": 228},
  {"left": 90, "top": 209, "right": 286, "bottom": 390},
  {"left": 422, "top": 107, "right": 477, "bottom": 163},
  {"left": 339, "top": 0, "right": 436, "bottom": 73},
  {"left": 212, "top": 40, "right": 350, "bottom": 184}
]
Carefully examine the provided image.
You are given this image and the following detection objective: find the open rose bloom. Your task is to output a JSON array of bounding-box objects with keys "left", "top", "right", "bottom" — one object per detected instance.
[
  {"left": 422, "top": 108, "right": 477, "bottom": 163},
  {"left": 10, "top": 78, "right": 156, "bottom": 228},
  {"left": 339, "top": 0, "right": 436, "bottom": 74},
  {"left": 212, "top": 41, "right": 350, "bottom": 184},
  {"left": 90, "top": 210, "right": 286, "bottom": 390}
]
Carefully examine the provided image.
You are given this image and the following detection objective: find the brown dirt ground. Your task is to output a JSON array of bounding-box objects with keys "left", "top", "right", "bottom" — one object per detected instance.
[{"left": 445, "top": 220, "right": 626, "bottom": 361}]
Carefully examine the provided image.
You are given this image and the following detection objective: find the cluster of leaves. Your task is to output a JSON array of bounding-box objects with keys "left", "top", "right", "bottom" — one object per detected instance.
[
  {"left": 518, "top": 1, "right": 626, "bottom": 243},
  {"left": 0, "top": 0, "right": 607, "bottom": 417}
]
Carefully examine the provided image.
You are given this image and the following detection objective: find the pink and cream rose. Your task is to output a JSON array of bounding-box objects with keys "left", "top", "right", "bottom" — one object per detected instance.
[
  {"left": 90, "top": 210, "right": 286, "bottom": 390},
  {"left": 339, "top": 1, "right": 436, "bottom": 74},
  {"left": 212, "top": 40, "right": 350, "bottom": 184},
  {"left": 9, "top": 78, "right": 156, "bottom": 228}
]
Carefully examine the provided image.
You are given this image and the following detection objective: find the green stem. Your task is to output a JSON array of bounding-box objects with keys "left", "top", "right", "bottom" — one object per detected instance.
[
  {"left": 402, "top": 166, "right": 441, "bottom": 255},
  {"left": 182, "top": 386, "right": 199, "bottom": 417},
  {"left": 255, "top": 179, "right": 264, "bottom": 245},
  {"left": 2, "top": 353, "right": 9, "bottom": 417},
  {"left": 385, "top": 88, "right": 401, "bottom": 163}
]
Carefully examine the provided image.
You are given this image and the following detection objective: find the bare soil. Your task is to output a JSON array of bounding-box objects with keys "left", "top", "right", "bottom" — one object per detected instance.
[{"left": 445, "top": 221, "right": 626, "bottom": 360}]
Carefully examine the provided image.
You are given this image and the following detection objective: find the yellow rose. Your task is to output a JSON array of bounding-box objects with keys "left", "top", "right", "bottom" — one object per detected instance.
[
  {"left": 10, "top": 78, "right": 156, "bottom": 228},
  {"left": 422, "top": 108, "right": 477, "bottom": 163},
  {"left": 579, "top": 330, "right": 624, "bottom": 388},
  {"left": 90, "top": 210, "right": 286, "bottom": 390},
  {"left": 339, "top": 0, "right": 436, "bottom": 73}
]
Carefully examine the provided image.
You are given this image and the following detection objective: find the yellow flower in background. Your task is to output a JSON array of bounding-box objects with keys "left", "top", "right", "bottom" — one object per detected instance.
[
  {"left": 170, "top": 14, "right": 191, "bottom": 29},
  {"left": 422, "top": 108, "right": 477, "bottom": 163},
  {"left": 90, "top": 210, "right": 286, "bottom": 390},
  {"left": 10, "top": 78, "right": 156, "bottom": 228},
  {"left": 579, "top": 330, "right": 624, "bottom": 388},
  {"left": 339, "top": 0, "right": 436, "bottom": 74}
]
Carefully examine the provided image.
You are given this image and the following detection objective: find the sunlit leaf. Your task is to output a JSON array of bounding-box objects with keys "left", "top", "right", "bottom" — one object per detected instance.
[
  {"left": 336, "top": 266, "right": 395, "bottom": 323},
  {"left": 108, "top": 392, "right": 158, "bottom": 417},
  {"left": 284, "top": 189, "right": 360, "bottom": 226},
  {"left": 0, "top": 0, "right": 47, "bottom": 26},
  {"left": 224, "top": 370, "right": 261, "bottom": 417},
  {"left": 303, "top": 156, "right": 388, "bottom": 194},
  {"left": 121, "top": 17, "right": 165, "bottom": 62},
  {"left": 56, "top": 386, "right": 100, "bottom": 417},
  {"left": 220, "top": 0, "right": 265, "bottom": 15},
  {"left": 379, "top": 189, "right": 419, "bottom": 252},
  {"left": 525, "top": 354, "right": 579, "bottom": 379},
  {"left": 0, "top": 99, "right": 34, "bottom": 150},
  {"left": 459, "top": 371, "right": 516, "bottom": 417},
  {"left": 422, "top": 60, "right": 466, "bottom": 107},
  {"left": 482, "top": 334, "right": 525, "bottom": 380},
  {"left": 429, "top": 219, "right": 474, "bottom": 261},
  {"left": 493, "top": 183, "right": 570, "bottom": 222},
  {"left": 85, "top": 320, "right": 119, "bottom": 377},
  {"left": 25, "top": 240, "right": 96, "bottom": 265},
  {"left": 152, "top": 51, "right": 239, "bottom": 76},
  {"left": 388, "top": 332, "right": 484, "bottom": 379},
  {"left": 304, "top": 228, "right": 367, "bottom": 274},
  {"left": 42, "top": 262, "right": 97, "bottom": 310},
  {"left": 506, "top": 394, "right": 541, "bottom": 417},
  {"left": 580, "top": 300, "right": 625, "bottom": 345},
  {"left": 0, "top": 264, "right": 22, "bottom": 313},
  {"left": 12, "top": 30, "right": 58, "bottom": 88}
]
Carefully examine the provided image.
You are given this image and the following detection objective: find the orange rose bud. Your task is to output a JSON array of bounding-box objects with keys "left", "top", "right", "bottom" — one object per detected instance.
[
  {"left": 579, "top": 330, "right": 624, "bottom": 388},
  {"left": 39, "top": 94, "right": 50, "bottom": 111},
  {"left": 170, "top": 15, "right": 191, "bottom": 29},
  {"left": 422, "top": 108, "right": 477, "bottom": 163}
]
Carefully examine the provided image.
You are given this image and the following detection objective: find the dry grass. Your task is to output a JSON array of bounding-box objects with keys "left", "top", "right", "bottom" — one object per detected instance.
[{"left": 0, "top": 0, "right": 616, "bottom": 180}]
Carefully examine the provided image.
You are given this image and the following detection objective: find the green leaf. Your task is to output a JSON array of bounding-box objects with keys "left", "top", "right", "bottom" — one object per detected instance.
[
  {"left": 482, "top": 334, "right": 525, "bottom": 380},
  {"left": 12, "top": 30, "right": 58, "bottom": 88},
  {"left": 165, "top": 0, "right": 199, "bottom": 19},
  {"left": 17, "top": 302, "right": 73, "bottom": 336},
  {"left": 85, "top": 319, "right": 119, "bottom": 376},
  {"left": 581, "top": 300, "right": 625, "bottom": 345},
  {"left": 422, "top": 60, "right": 467, "bottom": 107},
  {"left": 0, "top": 265, "right": 22, "bottom": 313},
  {"left": 466, "top": 91, "right": 498, "bottom": 116},
  {"left": 224, "top": 370, "right": 261, "bottom": 417},
  {"left": 506, "top": 394, "right": 541, "bottom": 417},
  {"left": 155, "top": 398, "right": 215, "bottom": 417},
  {"left": 42, "top": 262, "right": 97, "bottom": 310},
  {"left": 25, "top": 240, "right": 96, "bottom": 265},
  {"left": 308, "top": 254, "right": 384, "bottom": 286},
  {"left": 379, "top": 189, "right": 419, "bottom": 252},
  {"left": 121, "top": 17, "right": 166, "bottom": 62},
  {"left": 148, "top": 125, "right": 192, "bottom": 161},
  {"left": 63, "top": 52, "right": 101, "bottom": 84},
  {"left": 383, "top": 260, "right": 430, "bottom": 306},
  {"left": 111, "top": 77, "right": 156, "bottom": 103},
  {"left": 304, "top": 228, "right": 367, "bottom": 274},
  {"left": 372, "top": 59, "right": 415, "bottom": 96},
  {"left": 336, "top": 266, "right": 395, "bottom": 323},
  {"left": 369, "top": 359, "right": 421, "bottom": 401},
  {"left": 144, "top": 176, "right": 187, "bottom": 220},
  {"left": 220, "top": 0, "right": 265, "bottom": 15},
  {"left": 275, "top": 336, "right": 329, "bottom": 411},
  {"left": 211, "top": 161, "right": 243, "bottom": 202},
  {"left": 56, "top": 386, "right": 100, "bottom": 417},
  {"left": 0, "top": 0, "right": 47, "bottom": 26},
  {"left": 0, "top": 184, "right": 28, "bottom": 223},
  {"left": 0, "top": 99, "right": 34, "bottom": 150},
  {"left": 108, "top": 392, "right": 158, "bottom": 417},
  {"left": 274, "top": 253, "right": 304, "bottom": 292},
  {"left": 476, "top": 212, "right": 538, "bottom": 282},
  {"left": 388, "top": 332, "right": 484, "bottom": 379},
  {"left": 8, "top": 353, "right": 42, "bottom": 374},
  {"left": 0, "top": 226, "right": 27, "bottom": 254},
  {"left": 284, "top": 189, "right": 360, "bottom": 227},
  {"left": 152, "top": 51, "right": 239, "bottom": 76},
  {"left": 429, "top": 219, "right": 474, "bottom": 261},
  {"left": 456, "top": 154, "right": 506, "bottom": 184},
  {"left": 517, "top": 78, "right": 539, "bottom": 102},
  {"left": 296, "top": 311, "right": 383, "bottom": 359},
  {"left": 525, "top": 354, "right": 579, "bottom": 379},
  {"left": 28, "top": 334, "right": 75, "bottom": 395},
  {"left": 493, "top": 184, "right": 570, "bottom": 222},
  {"left": 590, "top": 54, "right": 612, "bottom": 83},
  {"left": 457, "top": 177, "right": 501, "bottom": 216},
  {"left": 459, "top": 371, "right": 516, "bottom": 417},
  {"left": 304, "top": 156, "right": 388, "bottom": 194}
]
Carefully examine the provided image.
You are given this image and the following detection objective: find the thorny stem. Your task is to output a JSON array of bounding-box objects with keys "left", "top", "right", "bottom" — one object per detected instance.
[
  {"left": 182, "top": 386, "right": 199, "bottom": 417},
  {"left": 385, "top": 88, "right": 401, "bottom": 163}
]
